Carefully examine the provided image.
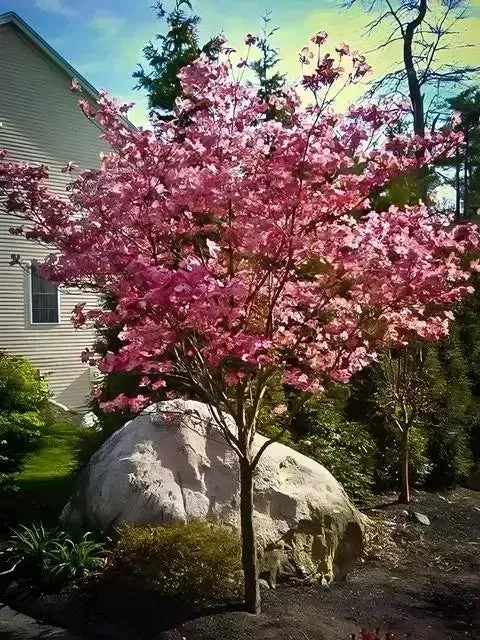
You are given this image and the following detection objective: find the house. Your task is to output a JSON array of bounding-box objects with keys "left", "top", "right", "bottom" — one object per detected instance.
[{"left": 0, "top": 11, "right": 117, "bottom": 412}]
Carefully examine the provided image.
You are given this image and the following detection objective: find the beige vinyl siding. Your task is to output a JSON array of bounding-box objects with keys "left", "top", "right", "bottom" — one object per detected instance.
[{"left": 0, "top": 22, "right": 110, "bottom": 412}]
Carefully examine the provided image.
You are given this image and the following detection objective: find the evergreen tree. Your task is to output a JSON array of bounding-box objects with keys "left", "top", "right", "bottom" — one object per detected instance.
[
  {"left": 447, "top": 88, "right": 480, "bottom": 218},
  {"left": 249, "top": 11, "right": 286, "bottom": 119},
  {"left": 133, "top": 0, "right": 221, "bottom": 121},
  {"left": 425, "top": 328, "right": 473, "bottom": 488}
]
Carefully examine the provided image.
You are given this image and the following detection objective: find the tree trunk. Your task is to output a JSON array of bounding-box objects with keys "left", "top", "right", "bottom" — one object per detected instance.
[
  {"left": 239, "top": 459, "right": 261, "bottom": 614},
  {"left": 403, "top": 0, "right": 427, "bottom": 198},
  {"left": 464, "top": 130, "right": 469, "bottom": 217},
  {"left": 403, "top": 0, "right": 427, "bottom": 139},
  {"left": 455, "top": 147, "right": 462, "bottom": 218},
  {"left": 399, "top": 429, "right": 410, "bottom": 504}
]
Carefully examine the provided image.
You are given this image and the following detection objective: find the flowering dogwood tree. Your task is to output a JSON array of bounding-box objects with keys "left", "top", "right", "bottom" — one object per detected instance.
[{"left": 1, "top": 34, "right": 478, "bottom": 613}]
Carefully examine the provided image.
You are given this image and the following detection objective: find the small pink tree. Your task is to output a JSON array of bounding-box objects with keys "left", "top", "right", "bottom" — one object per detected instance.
[{"left": 0, "top": 35, "right": 478, "bottom": 613}]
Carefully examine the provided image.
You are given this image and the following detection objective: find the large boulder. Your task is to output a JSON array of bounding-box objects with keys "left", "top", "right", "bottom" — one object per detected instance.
[{"left": 63, "top": 400, "right": 365, "bottom": 584}]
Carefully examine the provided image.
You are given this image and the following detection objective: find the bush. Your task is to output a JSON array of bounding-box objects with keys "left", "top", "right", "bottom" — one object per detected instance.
[
  {"left": 47, "top": 533, "right": 106, "bottom": 583},
  {"left": 0, "top": 354, "right": 50, "bottom": 490},
  {"left": 259, "top": 381, "right": 376, "bottom": 502},
  {"left": 292, "top": 395, "right": 376, "bottom": 503},
  {"left": 0, "top": 412, "right": 43, "bottom": 474},
  {"left": 0, "top": 353, "right": 50, "bottom": 414},
  {"left": 110, "top": 520, "right": 242, "bottom": 603},
  {"left": 5, "top": 523, "right": 105, "bottom": 588},
  {"left": 71, "top": 426, "right": 106, "bottom": 473}
]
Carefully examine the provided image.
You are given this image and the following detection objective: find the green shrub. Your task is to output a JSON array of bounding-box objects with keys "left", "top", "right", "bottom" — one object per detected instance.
[
  {"left": 5, "top": 523, "right": 105, "bottom": 588},
  {"left": 0, "top": 354, "right": 51, "bottom": 490},
  {"left": 0, "top": 353, "right": 50, "bottom": 414},
  {"left": 71, "top": 426, "right": 106, "bottom": 473},
  {"left": 5, "top": 523, "right": 61, "bottom": 582},
  {"left": 291, "top": 394, "right": 376, "bottom": 502},
  {"left": 46, "top": 533, "right": 105, "bottom": 583},
  {"left": 110, "top": 520, "right": 242, "bottom": 603},
  {"left": 0, "top": 412, "right": 43, "bottom": 474},
  {"left": 425, "top": 421, "right": 472, "bottom": 488}
]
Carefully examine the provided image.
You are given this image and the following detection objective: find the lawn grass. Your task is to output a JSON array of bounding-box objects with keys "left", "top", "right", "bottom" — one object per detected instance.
[{"left": 2, "top": 419, "right": 79, "bottom": 528}]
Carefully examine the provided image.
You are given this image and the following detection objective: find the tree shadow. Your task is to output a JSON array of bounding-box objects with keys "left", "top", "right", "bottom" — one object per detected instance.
[{"left": 360, "top": 499, "right": 400, "bottom": 512}]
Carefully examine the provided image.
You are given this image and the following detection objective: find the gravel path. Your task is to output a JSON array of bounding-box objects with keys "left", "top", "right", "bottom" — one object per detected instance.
[{"left": 0, "top": 603, "right": 81, "bottom": 639}]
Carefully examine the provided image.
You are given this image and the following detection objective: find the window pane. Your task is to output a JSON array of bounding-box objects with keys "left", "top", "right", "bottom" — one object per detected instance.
[{"left": 30, "top": 265, "right": 59, "bottom": 324}]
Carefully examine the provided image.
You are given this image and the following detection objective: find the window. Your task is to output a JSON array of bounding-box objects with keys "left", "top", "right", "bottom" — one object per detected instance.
[{"left": 30, "top": 263, "right": 60, "bottom": 324}]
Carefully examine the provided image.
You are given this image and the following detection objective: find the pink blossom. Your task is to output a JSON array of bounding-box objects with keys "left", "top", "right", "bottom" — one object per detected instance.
[
  {"left": 335, "top": 42, "right": 350, "bottom": 56},
  {"left": 61, "top": 161, "right": 78, "bottom": 174},
  {"left": 311, "top": 31, "right": 328, "bottom": 46},
  {"left": 299, "top": 47, "right": 314, "bottom": 65},
  {"left": 0, "top": 42, "right": 477, "bottom": 417}
]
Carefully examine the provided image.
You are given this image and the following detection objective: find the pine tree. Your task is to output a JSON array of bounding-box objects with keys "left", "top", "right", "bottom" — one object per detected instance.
[
  {"left": 133, "top": 0, "right": 221, "bottom": 121},
  {"left": 249, "top": 11, "right": 286, "bottom": 117},
  {"left": 425, "top": 327, "right": 473, "bottom": 488},
  {"left": 447, "top": 88, "right": 480, "bottom": 218}
]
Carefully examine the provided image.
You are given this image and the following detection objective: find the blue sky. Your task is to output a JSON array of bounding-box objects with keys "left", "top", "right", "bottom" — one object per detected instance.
[{"left": 1, "top": 0, "right": 479, "bottom": 127}]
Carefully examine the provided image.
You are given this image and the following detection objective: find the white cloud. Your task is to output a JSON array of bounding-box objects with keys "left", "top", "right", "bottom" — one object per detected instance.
[
  {"left": 90, "top": 9, "right": 125, "bottom": 36},
  {"left": 34, "top": 0, "right": 77, "bottom": 18}
]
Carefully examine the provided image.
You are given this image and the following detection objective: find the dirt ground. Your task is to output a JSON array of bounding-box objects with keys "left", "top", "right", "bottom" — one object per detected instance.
[
  {"left": 1, "top": 489, "right": 479, "bottom": 640},
  {"left": 160, "top": 489, "right": 480, "bottom": 640}
]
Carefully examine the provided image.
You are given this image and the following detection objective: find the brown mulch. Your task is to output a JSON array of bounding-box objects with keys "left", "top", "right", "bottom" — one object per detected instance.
[
  {"left": 160, "top": 489, "right": 480, "bottom": 640},
  {"left": 1, "top": 489, "right": 479, "bottom": 640}
]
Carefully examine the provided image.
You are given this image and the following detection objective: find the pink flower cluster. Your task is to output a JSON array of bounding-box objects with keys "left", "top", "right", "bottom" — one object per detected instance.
[
  {"left": 301, "top": 32, "right": 371, "bottom": 94},
  {"left": 0, "top": 36, "right": 477, "bottom": 411}
]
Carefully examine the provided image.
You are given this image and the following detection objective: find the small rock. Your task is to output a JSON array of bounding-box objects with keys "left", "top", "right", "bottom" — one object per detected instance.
[{"left": 410, "top": 511, "right": 430, "bottom": 526}]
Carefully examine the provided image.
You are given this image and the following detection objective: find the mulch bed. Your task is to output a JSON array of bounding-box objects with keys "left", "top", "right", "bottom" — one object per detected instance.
[{"left": 1, "top": 489, "right": 479, "bottom": 640}]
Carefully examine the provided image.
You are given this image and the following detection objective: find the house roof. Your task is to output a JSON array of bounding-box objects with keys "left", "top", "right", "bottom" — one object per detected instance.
[{"left": 0, "top": 11, "right": 136, "bottom": 129}]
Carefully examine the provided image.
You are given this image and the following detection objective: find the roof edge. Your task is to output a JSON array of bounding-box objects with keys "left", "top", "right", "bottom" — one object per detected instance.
[
  {"left": 0, "top": 11, "right": 99, "bottom": 101},
  {"left": 0, "top": 11, "right": 137, "bottom": 130}
]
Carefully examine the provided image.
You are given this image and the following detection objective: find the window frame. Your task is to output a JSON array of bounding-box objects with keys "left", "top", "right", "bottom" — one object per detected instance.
[{"left": 29, "top": 261, "right": 61, "bottom": 326}]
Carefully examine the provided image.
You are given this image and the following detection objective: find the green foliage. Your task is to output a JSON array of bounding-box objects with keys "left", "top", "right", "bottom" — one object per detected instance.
[
  {"left": 259, "top": 380, "right": 375, "bottom": 502},
  {"left": 290, "top": 391, "right": 376, "bottom": 502},
  {"left": 6, "top": 523, "right": 63, "bottom": 582},
  {"left": 0, "top": 412, "right": 43, "bottom": 474},
  {"left": 0, "top": 354, "right": 50, "bottom": 491},
  {"left": 424, "top": 329, "right": 473, "bottom": 487},
  {"left": 111, "top": 520, "right": 242, "bottom": 602},
  {"left": 348, "top": 335, "right": 474, "bottom": 492},
  {"left": 71, "top": 426, "right": 105, "bottom": 473},
  {"left": 250, "top": 11, "right": 286, "bottom": 119},
  {"left": 0, "top": 353, "right": 50, "bottom": 414},
  {"left": 46, "top": 534, "right": 105, "bottom": 583},
  {"left": 5, "top": 523, "right": 105, "bottom": 587},
  {"left": 133, "top": 0, "right": 221, "bottom": 119},
  {"left": 447, "top": 88, "right": 480, "bottom": 219},
  {"left": 456, "top": 278, "right": 480, "bottom": 465}
]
